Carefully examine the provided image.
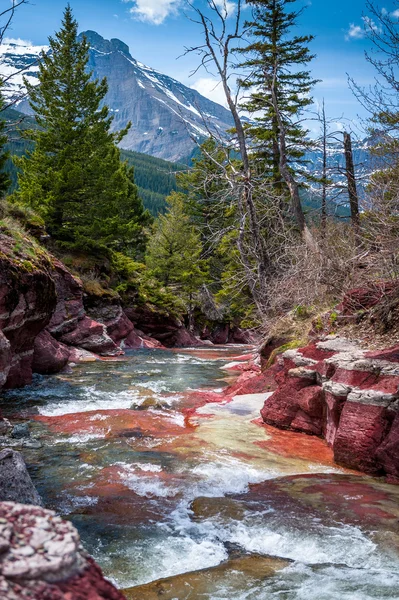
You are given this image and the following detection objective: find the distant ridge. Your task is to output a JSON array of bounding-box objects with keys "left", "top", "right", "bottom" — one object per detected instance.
[{"left": 0, "top": 31, "right": 234, "bottom": 162}]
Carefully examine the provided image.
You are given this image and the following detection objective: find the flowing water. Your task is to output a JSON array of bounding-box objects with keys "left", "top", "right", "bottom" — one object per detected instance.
[{"left": 1, "top": 347, "right": 399, "bottom": 599}]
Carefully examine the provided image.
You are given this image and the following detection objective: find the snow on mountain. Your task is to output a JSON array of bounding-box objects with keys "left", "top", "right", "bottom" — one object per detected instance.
[
  {"left": 0, "top": 31, "right": 234, "bottom": 162},
  {"left": 0, "top": 38, "right": 48, "bottom": 103}
]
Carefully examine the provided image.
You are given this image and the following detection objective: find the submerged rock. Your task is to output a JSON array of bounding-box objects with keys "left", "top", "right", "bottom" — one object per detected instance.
[
  {"left": 10, "top": 423, "right": 30, "bottom": 440},
  {"left": 123, "top": 554, "right": 290, "bottom": 600},
  {"left": 0, "top": 449, "right": 42, "bottom": 506}
]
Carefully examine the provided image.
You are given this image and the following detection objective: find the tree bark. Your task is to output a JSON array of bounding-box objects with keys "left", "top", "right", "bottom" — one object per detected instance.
[{"left": 343, "top": 131, "right": 360, "bottom": 230}]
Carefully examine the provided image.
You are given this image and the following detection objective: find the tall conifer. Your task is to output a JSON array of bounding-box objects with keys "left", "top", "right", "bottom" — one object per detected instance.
[
  {"left": 0, "top": 89, "right": 10, "bottom": 196},
  {"left": 239, "top": 0, "right": 317, "bottom": 183},
  {"left": 15, "top": 5, "right": 150, "bottom": 255}
]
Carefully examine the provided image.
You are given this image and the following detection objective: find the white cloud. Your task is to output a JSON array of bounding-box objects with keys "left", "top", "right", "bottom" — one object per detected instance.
[
  {"left": 122, "top": 0, "right": 182, "bottom": 25},
  {"left": 2, "top": 37, "right": 32, "bottom": 46},
  {"left": 191, "top": 77, "right": 227, "bottom": 107},
  {"left": 214, "top": 0, "right": 236, "bottom": 17},
  {"left": 345, "top": 23, "right": 365, "bottom": 40},
  {"left": 392, "top": 9, "right": 399, "bottom": 17},
  {"left": 345, "top": 16, "right": 382, "bottom": 41}
]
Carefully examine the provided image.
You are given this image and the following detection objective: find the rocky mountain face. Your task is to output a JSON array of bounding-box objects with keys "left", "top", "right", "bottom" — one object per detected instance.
[{"left": 0, "top": 32, "right": 234, "bottom": 162}]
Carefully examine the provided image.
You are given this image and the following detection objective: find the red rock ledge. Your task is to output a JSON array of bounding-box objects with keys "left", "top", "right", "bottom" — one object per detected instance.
[{"left": 260, "top": 336, "right": 399, "bottom": 482}]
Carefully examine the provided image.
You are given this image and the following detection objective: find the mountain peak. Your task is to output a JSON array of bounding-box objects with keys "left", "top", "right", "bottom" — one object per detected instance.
[
  {"left": 79, "top": 31, "right": 130, "bottom": 57},
  {"left": 0, "top": 30, "right": 233, "bottom": 162}
]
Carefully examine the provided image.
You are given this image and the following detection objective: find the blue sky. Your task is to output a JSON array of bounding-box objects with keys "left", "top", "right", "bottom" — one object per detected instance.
[{"left": 7, "top": 0, "right": 399, "bottom": 132}]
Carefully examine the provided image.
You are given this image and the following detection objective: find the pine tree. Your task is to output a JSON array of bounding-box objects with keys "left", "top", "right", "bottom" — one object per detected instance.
[
  {"left": 14, "top": 5, "right": 150, "bottom": 255},
  {"left": 177, "top": 139, "right": 233, "bottom": 252},
  {"left": 145, "top": 192, "right": 209, "bottom": 328},
  {"left": 0, "top": 88, "right": 10, "bottom": 196},
  {"left": 239, "top": 0, "right": 318, "bottom": 184}
]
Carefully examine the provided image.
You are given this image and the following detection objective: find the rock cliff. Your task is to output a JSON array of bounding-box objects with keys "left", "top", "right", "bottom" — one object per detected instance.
[
  {"left": 260, "top": 336, "right": 399, "bottom": 481},
  {"left": 0, "top": 222, "right": 240, "bottom": 392}
]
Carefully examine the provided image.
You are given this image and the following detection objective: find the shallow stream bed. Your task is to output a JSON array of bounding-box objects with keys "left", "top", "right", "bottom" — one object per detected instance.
[{"left": 1, "top": 347, "right": 399, "bottom": 599}]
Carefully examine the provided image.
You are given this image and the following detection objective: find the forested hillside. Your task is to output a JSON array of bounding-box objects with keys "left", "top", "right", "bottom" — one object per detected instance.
[{"left": 4, "top": 107, "right": 181, "bottom": 216}]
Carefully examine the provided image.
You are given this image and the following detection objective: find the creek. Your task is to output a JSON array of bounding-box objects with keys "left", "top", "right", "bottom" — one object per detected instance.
[{"left": 1, "top": 346, "right": 398, "bottom": 599}]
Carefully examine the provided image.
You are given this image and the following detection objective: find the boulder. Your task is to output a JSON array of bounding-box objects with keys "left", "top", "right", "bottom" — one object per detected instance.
[
  {"left": 0, "top": 449, "right": 42, "bottom": 506},
  {"left": 106, "top": 310, "right": 134, "bottom": 344},
  {"left": 32, "top": 330, "right": 70, "bottom": 375},
  {"left": 60, "top": 317, "right": 120, "bottom": 356},
  {"left": 125, "top": 305, "right": 204, "bottom": 348},
  {"left": 124, "top": 328, "right": 164, "bottom": 349},
  {"left": 0, "top": 502, "right": 125, "bottom": 600}
]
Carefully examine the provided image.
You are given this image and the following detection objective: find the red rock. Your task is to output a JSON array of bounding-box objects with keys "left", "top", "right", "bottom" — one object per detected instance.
[
  {"left": 125, "top": 305, "right": 204, "bottom": 348},
  {"left": 261, "top": 382, "right": 324, "bottom": 436},
  {"left": 106, "top": 310, "right": 134, "bottom": 343},
  {"left": 0, "top": 331, "right": 11, "bottom": 388},
  {"left": 124, "top": 328, "right": 164, "bottom": 349},
  {"left": 32, "top": 330, "right": 70, "bottom": 374},
  {"left": 333, "top": 402, "right": 392, "bottom": 474},
  {"left": 323, "top": 390, "right": 347, "bottom": 446},
  {"left": 366, "top": 345, "right": 399, "bottom": 362},
  {"left": 0, "top": 502, "right": 125, "bottom": 600},
  {"left": 47, "top": 259, "right": 84, "bottom": 338},
  {"left": 60, "top": 317, "right": 120, "bottom": 356},
  {"left": 209, "top": 324, "right": 229, "bottom": 344},
  {"left": 340, "top": 281, "right": 397, "bottom": 315},
  {"left": 376, "top": 413, "right": 399, "bottom": 481},
  {"left": 259, "top": 336, "right": 399, "bottom": 479},
  {"left": 0, "top": 233, "right": 57, "bottom": 389}
]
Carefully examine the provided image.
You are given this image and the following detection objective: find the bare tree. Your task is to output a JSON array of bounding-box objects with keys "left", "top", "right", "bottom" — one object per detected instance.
[
  {"left": 184, "top": 0, "right": 274, "bottom": 311},
  {"left": 0, "top": 1, "right": 32, "bottom": 112},
  {"left": 0, "top": 1, "right": 28, "bottom": 45},
  {"left": 343, "top": 131, "right": 360, "bottom": 230}
]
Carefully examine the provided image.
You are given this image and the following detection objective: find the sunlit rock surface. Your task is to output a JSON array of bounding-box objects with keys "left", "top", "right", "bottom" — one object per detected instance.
[
  {"left": 0, "top": 502, "right": 125, "bottom": 599},
  {"left": 261, "top": 336, "right": 399, "bottom": 479}
]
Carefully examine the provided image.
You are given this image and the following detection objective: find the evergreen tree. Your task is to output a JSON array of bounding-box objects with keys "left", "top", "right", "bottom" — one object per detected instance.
[
  {"left": 177, "top": 139, "right": 233, "bottom": 252},
  {"left": 239, "top": 0, "right": 318, "bottom": 183},
  {"left": 145, "top": 192, "right": 209, "bottom": 328},
  {"left": 14, "top": 5, "right": 150, "bottom": 255},
  {"left": 0, "top": 88, "right": 10, "bottom": 196}
]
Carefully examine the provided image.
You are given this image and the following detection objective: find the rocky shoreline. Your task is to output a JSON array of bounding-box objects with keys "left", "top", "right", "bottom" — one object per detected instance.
[{"left": 0, "top": 229, "right": 249, "bottom": 393}]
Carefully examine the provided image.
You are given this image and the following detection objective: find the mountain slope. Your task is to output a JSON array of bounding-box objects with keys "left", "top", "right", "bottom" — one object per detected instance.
[
  {"left": 3, "top": 107, "right": 182, "bottom": 216},
  {"left": 0, "top": 31, "right": 234, "bottom": 162}
]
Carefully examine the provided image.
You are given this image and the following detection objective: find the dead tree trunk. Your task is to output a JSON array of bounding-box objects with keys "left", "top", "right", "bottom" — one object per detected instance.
[
  {"left": 321, "top": 101, "right": 328, "bottom": 238},
  {"left": 270, "top": 70, "right": 316, "bottom": 250},
  {"left": 343, "top": 131, "right": 360, "bottom": 230}
]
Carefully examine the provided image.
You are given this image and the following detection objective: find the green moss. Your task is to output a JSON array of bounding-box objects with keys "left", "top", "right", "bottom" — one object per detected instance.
[
  {"left": 84, "top": 279, "right": 118, "bottom": 299},
  {"left": 266, "top": 339, "right": 304, "bottom": 368}
]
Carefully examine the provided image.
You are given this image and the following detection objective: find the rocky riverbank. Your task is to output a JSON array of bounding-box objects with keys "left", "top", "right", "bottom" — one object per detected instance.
[
  {"left": 0, "top": 223, "right": 249, "bottom": 393},
  {"left": 259, "top": 336, "right": 399, "bottom": 482}
]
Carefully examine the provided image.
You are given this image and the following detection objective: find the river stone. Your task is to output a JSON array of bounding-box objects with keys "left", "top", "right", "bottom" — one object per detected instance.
[
  {"left": 0, "top": 449, "right": 42, "bottom": 506},
  {"left": 11, "top": 423, "right": 30, "bottom": 440},
  {"left": 122, "top": 554, "right": 290, "bottom": 600}
]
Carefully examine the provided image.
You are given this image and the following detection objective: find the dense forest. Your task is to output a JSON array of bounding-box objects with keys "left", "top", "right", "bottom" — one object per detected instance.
[{"left": 1, "top": 0, "right": 399, "bottom": 338}]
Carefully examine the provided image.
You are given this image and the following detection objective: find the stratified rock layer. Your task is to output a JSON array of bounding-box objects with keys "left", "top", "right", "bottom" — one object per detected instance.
[
  {"left": 261, "top": 336, "right": 399, "bottom": 480},
  {"left": 0, "top": 502, "right": 126, "bottom": 600}
]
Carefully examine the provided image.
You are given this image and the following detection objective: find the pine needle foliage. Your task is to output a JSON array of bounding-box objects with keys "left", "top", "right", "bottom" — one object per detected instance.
[
  {"left": 239, "top": 0, "right": 318, "bottom": 183},
  {"left": 14, "top": 5, "right": 150, "bottom": 256}
]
